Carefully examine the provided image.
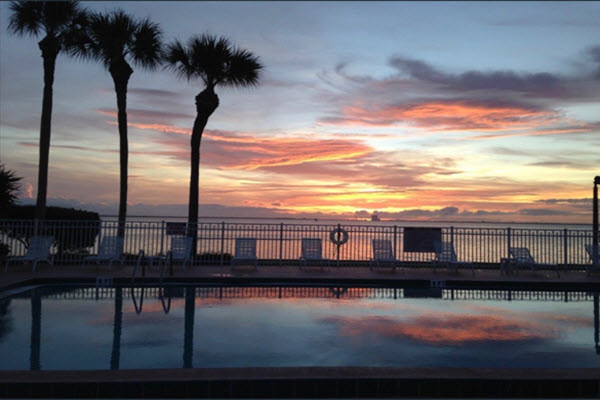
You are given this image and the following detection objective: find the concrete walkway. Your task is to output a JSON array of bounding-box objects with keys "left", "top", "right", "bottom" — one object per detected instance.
[{"left": 2, "top": 262, "right": 599, "bottom": 291}]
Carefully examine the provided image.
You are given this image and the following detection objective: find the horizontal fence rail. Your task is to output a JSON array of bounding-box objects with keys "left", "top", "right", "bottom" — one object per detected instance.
[
  {"left": 11, "top": 286, "right": 596, "bottom": 302},
  {"left": 0, "top": 219, "right": 595, "bottom": 271}
]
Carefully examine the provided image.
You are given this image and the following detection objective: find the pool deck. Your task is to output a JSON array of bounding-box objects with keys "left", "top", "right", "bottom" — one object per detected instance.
[
  {"left": 1, "top": 263, "right": 599, "bottom": 398},
  {"left": 1, "top": 262, "right": 600, "bottom": 292}
]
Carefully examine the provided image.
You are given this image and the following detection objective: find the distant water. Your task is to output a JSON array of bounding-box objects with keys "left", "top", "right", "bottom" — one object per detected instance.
[{"left": 102, "top": 215, "right": 591, "bottom": 231}]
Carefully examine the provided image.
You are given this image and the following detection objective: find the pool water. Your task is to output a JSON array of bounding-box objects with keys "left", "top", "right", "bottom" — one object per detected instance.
[{"left": 0, "top": 285, "right": 598, "bottom": 370}]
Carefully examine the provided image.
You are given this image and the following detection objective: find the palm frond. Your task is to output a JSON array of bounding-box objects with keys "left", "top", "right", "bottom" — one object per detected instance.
[
  {"left": 77, "top": 10, "right": 162, "bottom": 70},
  {"left": 8, "top": 1, "right": 45, "bottom": 37},
  {"left": 164, "top": 33, "right": 262, "bottom": 90},
  {"left": 130, "top": 18, "right": 163, "bottom": 70},
  {"left": 163, "top": 39, "right": 196, "bottom": 81},
  {"left": 41, "top": 1, "right": 79, "bottom": 35},
  {"left": 222, "top": 47, "right": 263, "bottom": 88}
]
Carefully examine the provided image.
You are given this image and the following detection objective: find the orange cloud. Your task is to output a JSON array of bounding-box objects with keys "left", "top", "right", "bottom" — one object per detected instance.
[
  {"left": 107, "top": 120, "right": 191, "bottom": 135},
  {"left": 330, "top": 100, "right": 558, "bottom": 132},
  {"left": 104, "top": 115, "right": 375, "bottom": 170}
]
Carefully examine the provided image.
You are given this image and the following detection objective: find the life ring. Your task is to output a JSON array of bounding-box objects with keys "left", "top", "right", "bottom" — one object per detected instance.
[{"left": 329, "top": 227, "right": 349, "bottom": 246}]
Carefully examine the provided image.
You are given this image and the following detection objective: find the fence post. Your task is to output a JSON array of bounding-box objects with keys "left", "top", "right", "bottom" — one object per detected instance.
[
  {"left": 507, "top": 227, "right": 511, "bottom": 258},
  {"left": 393, "top": 225, "right": 398, "bottom": 260},
  {"left": 97, "top": 220, "right": 104, "bottom": 256},
  {"left": 160, "top": 220, "right": 165, "bottom": 256},
  {"left": 450, "top": 226, "right": 454, "bottom": 245},
  {"left": 337, "top": 223, "right": 341, "bottom": 268},
  {"left": 279, "top": 223, "right": 284, "bottom": 266},
  {"left": 563, "top": 228, "right": 568, "bottom": 269},
  {"left": 220, "top": 222, "right": 225, "bottom": 266}
]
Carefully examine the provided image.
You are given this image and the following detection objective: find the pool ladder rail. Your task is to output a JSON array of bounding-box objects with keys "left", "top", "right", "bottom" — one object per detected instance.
[{"left": 131, "top": 249, "right": 174, "bottom": 284}]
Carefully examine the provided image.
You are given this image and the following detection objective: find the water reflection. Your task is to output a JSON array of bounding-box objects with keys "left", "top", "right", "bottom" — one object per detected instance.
[
  {"left": 0, "top": 298, "right": 12, "bottom": 339},
  {"left": 591, "top": 291, "right": 598, "bottom": 357},
  {"left": 110, "top": 287, "right": 122, "bottom": 370},
  {"left": 30, "top": 289, "right": 41, "bottom": 370},
  {"left": 0, "top": 286, "right": 597, "bottom": 370},
  {"left": 183, "top": 286, "right": 195, "bottom": 368}
]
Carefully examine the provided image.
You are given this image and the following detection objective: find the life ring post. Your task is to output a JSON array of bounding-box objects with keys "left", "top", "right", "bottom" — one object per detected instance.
[{"left": 329, "top": 226, "right": 349, "bottom": 246}]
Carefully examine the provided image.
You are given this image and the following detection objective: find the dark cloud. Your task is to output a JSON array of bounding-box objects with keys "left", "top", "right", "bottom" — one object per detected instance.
[
  {"left": 536, "top": 198, "right": 591, "bottom": 205},
  {"left": 490, "top": 147, "right": 533, "bottom": 156},
  {"left": 587, "top": 46, "right": 600, "bottom": 79},
  {"left": 518, "top": 208, "right": 572, "bottom": 216},
  {"left": 320, "top": 47, "right": 600, "bottom": 138},
  {"left": 389, "top": 56, "right": 565, "bottom": 98},
  {"left": 128, "top": 88, "right": 181, "bottom": 98},
  {"left": 389, "top": 57, "right": 448, "bottom": 83},
  {"left": 527, "top": 159, "right": 597, "bottom": 169},
  {"left": 354, "top": 207, "right": 512, "bottom": 221},
  {"left": 98, "top": 108, "right": 194, "bottom": 123}
]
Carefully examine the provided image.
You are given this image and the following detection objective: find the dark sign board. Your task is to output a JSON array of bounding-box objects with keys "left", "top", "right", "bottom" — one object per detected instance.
[
  {"left": 166, "top": 222, "right": 187, "bottom": 236},
  {"left": 403, "top": 227, "right": 442, "bottom": 252}
]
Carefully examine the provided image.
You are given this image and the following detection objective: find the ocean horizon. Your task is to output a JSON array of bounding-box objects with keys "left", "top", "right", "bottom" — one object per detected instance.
[{"left": 99, "top": 215, "right": 592, "bottom": 231}]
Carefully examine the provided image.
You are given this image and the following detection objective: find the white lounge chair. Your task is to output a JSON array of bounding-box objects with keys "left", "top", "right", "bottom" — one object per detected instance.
[
  {"left": 168, "top": 236, "right": 194, "bottom": 269},
  {"left": 85, "top": 236, "right": 124, "bottom": 268},
  {"left": 231, "top": 238, "right": 258, "bottom": 270},
  {"left": 4, "top": 235, "right": 54, "bottom": 272},
  {"left": 508, "top": 246, "right": 559, "bottom": 277},
  {"left": 585, "top": 244, "right": 600, "bottom": 276},
  {"left": 300, "top": 238, "right": 329, "bottom": 270},
  {"left": 142, "top": 236, "right": 194, "bottom": 276},
  {"left": 433, "top": 241, "right": 474, "bottom": 275},
  {"left": 370, "top": 239, "right": 399, "bottom": 271}
]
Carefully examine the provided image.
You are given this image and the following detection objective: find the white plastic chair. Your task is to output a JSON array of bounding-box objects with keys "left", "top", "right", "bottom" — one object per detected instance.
[
  {"left": 5, "top": 235, "right": 54, "bottom": 272},
  {"left": 585, "top": 244, "right": 599, "bottom": 276},
  {"left": 509, "top": 246, "right": 559, "bottom": 277},
  {"left": 85, "top": 236, "right": 124, "bottom": 268},
  {"left": 370, "top": 239, "right": 399, "bottom": 271},
  {"left": 300, "top": 238, "right": 329, "bottom": 270},
  {"left": 433, "top": 241, "right": 474, "bottom": 275},
  {"left": 231, "top": 238, "right": 258, "bottom": 270}
]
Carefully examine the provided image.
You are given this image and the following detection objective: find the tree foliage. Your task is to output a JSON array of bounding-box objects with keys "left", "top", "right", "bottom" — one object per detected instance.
[
  {"left": 1, "top": 206, "right": 100, "bottom": 253},
  {"left": 0, "top": 164, "right": 22, "bottom": 213},
  {"left": 164, "top": 33, "right": 262, "bottom": 89}
]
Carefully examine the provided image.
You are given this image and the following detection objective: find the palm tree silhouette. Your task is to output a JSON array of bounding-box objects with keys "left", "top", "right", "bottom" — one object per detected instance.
[
  {"left": 73, "top": 10, "right": 162, "bottom": 237},
  {"left": 7, "top": 1, "right": 87, "bottom": 220},
  {"left": 164, "top": 34, "right": 262, "bottom": 252}
]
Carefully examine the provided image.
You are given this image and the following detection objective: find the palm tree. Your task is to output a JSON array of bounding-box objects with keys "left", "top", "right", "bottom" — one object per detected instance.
[
  {"left": 7, "top": 1, "right": 87, "bottom": 220},
  {"left": 73, "top": 10, "right": 162, "bottom": 237},
  {"left": 164, "top": 34, "right": 262, "bottom": 253}
]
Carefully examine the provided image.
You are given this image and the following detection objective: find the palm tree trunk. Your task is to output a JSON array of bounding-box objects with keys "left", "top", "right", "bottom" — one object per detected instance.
[
  {"left": 109, "top": 60, "right": 133, "bottom": 238},
  {"left": 188, "top": 87, "right": 219, "bottom": 256},
  {"left": 35, "top": 37, "right": 59, "bottom": 221}
]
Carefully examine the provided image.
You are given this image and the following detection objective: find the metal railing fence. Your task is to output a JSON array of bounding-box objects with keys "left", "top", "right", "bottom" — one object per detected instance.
[
  {"left": 0, "top": 219, "right": 594, "bottom": 269},
  {"left": 10, "top": 286, "right": 596, "bottom": 302}
]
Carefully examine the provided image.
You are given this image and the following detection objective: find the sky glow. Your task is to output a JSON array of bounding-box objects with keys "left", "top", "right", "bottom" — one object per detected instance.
[{"left": 0, "top": 1, "right": 599, "bottom": 222}]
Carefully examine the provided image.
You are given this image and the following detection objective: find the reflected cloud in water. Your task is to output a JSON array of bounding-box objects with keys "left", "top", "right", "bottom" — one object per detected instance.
[{"left": 322, "top": 313, "right": 558, "bottom": 346}]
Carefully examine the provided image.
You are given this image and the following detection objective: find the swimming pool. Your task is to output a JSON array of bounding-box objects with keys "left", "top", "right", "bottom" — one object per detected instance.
[{"left": 1, "top": 284, "right": 598, "bottom": 370}]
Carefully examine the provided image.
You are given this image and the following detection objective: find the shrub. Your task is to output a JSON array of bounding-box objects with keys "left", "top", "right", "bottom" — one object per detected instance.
[
  {"left": 0, "top": 205, "right": 100, "bottom": 254},
  {"left": 0, "top": 242, "right": 9, "bottom": 258}
]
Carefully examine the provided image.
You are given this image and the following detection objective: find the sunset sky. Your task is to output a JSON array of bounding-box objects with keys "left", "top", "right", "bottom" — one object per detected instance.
[{"left": 1, "top": 1, "right": 599, "bottom": 223}]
